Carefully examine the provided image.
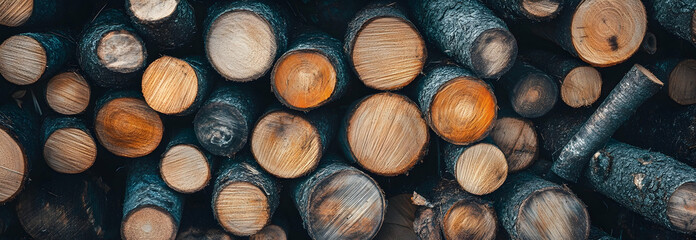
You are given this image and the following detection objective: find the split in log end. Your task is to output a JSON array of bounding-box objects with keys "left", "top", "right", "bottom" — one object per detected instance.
[
  {"left": 128, "top": 0, "right": 178, "bottom": 22},
  {"left": 142, "top": 56, "right": 199, "bottom": 115},
  {"left": 98, "top": 30, "right": 146, "bottom": 73},
  {"left": 250, "top": 225, "right": 287, "bottom": 240},
  {"left": 122, "top": 207, "right": 177, "bottom": 240},
  {"left": 561, "top": 66, "right": 602, "bottom": 108},
  {"left": 214, "top": 182, "right": 270, "bottom": 236},
  {"left": 471, "top": 28, "right": 517, "bottom": 79},
  {"left": 0, "top": 128, "right": 25, "bottom": 202},
  {"left": 490, "top": 117, "right": 537, "bottom": 172},
  {"left": 44, "top": 128, "right": 97, "bottom": 174},
  {"left": 160, "top": 145, "right": 210, "bottom": 193},
  {"left": 668, "top": 59, "right": 696, "bottom": 105},
  {"left": 194, "top": 102, "right": 247, "bottom": 157},
  {"left": 454, "top": 143, "right": 507, "bottom": 195},
  {"left": 667, "top": 182, "right": 696, "bottom": 233},
  {"left": 46, "top": 72, "right": 91, "bottom": 115},
  {"left": 273, "top": 51, "right": 336, "bottom": 109},
  {"left": 0, "top": 0, "right": 32, "bottom": 27},
  {"left": 431, "top": 77, "right": 496, "bottom": 145},
  {"left": 522, "top": 0, "right": 560, "bottom": 19},
  {"left": 95, "top": 98, "right": 163, "bottom": 158},
  {"left": 443, "top": 201, "right": 497, "bottom": 240},
  {"left": 517, "top": 188, "right": 589, "bottom": 240},
  {"left": 0, "top": 35, "right": 46, "bottom": 85}
]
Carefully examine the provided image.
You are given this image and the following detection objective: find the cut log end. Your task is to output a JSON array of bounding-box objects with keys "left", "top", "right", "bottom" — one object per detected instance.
[
  {"left": 667, "top": 182, "right": 696, "bottom": 233},
  {"left": 250, "top": 225, "right": 287, "bottom": 240},
  {"left": 122, "top": 207, "right": 177, "bottom": 240},
  {"left": 471, "top": 28, "right": 516, "bottom": 79},
  {"left": 522, "top": 0, "right": 561, "bottom": 18},
  {"left": 490, "top": 117, "right": 537, "bottom": 172},
  {"left": 128, "top": 0, "right": 178, "bottom": 22},
  {"left": 517, "top": 188, "right": 589, "bottom": 240},
  {"left": 273, "top": 51, "right": 336, "bottom": 110},
  {"left": 43, "top": 128, "right": 97, "bottom": 174},
  {"left": 194, "top": 102, "right": 248, "bottom": 157},
  {"left": 635, "top": 64, "right": 663, "bottom": 85},
  {"left": 160, "top": 145, "right": 210, "bottom": 193},
  {"left": 95, "top": 98, "right": 164, "bottom": 158},
  {"left": 142, "top": 56, "right": 199, "bottom": 115},
  {"left": 641, "top": 32, "right": 657, "bottom": 55},
  {"left": 375, "top": 194, "right": 418, "bottom": 239},
  {"left": 214, "top": 182, "right": 270, "bottom": 236},
  {"left": 668, "top": 59, "right": 696, "bottom": 105},
  {"left": 454, "top": 143, "right": 507, "bottom": 195},
  {"left": 0, "top": 128, "right": 25, "bottom": 203},
  {"left": 0, "top": 35, "right": 46, "bottom": 85},
  {"left": 46, "top": 72, "right": 91, "bottom": 115},
  {"left": 431, "top": 77, "right": 496, "bottom": 145},
  {"left": 511, "top": 72, "right": 557, "bottom": 118},
  {"left": 0, "top": 0, "right": 32, "bottom": 27},
  {"left": 207, "top": 10, "right": 277, "bottom": 82},
  {"left": 98, "top": 30, "right": 145, "bottom": 73},
  {"left": 570, "top": 0, "right": 646, "bottom": 67},
  {"left": 561, "top": 66, "right": 602, "bottom": 108},
  {"left": 351, "top": 17, "right": 426, "bottom": 90},
  {"left": 443, "top": 201, "right": 497, "bottom": 240},
  {"left": 347, "top": 93, "right": 428, "bottom": 176}
]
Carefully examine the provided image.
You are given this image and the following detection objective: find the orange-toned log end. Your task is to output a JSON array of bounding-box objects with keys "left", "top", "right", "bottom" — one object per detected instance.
[
  {"left": 570, "top": 0, "right": 646, "bottom": 67},
  {"left": 454, "top": 143, "right": 508, "bottom": 195},
  {"left": 517, "top": 188, "right": 590, "bottom": 240},
  {"left": 273, "top": 51, "right": 336, "bottom": 110},
  {"left": 95, "top": 98, "right": 163, "bottom": 158},
  {"left": 667, "top": 182, "right": 696, "bottom": 233},
  {"left": 122, "top": 207, "right": 177, "bottom": 240},
  {"left": 214, "top": 182, "right": 270, "bottom": 236},
  {"left": 669, "top": 59, "right": 696, "bottom": 105},
  {"left": 43, "top": 128, "right": 97, "bottom": 174},
  {"left": 490, "top": 117, "right": 538, "bottom": 172},
  {"left": 249, "top": 225, "right": 287, "bottom": 240},
  {"left": 351, "top": 17, "right": 426, "bottom": 90},
  {"left": 522, "top": 0, "right": 561, "bottom": 18},
  {"left": 0, "top": 35, "right": 46, "bottom": 85},
  {"left": 0, "top": 128, "right": 26, "bottom": 203},
  {"left": 375, "top": 194, "right": 418, "bottom": 240},
  {"left": 443, "top": 201, "right": 497, "bottom": 240},
  {"left": 346, "top": 93, "right": 429, "bottom": 176},
  {"left": 46, "top": 72, "right": 91, "bottom": 115},
  {"left": 142, "top": 56, "right": 199, "bottom": 115},
  {"left": 160, "top": 145, "right": 211, "bottom": 193},
  {"left": 0, "top": 0, "right": 32, "bottom": 27},
  {"left": 251, "top": 111, "right": 321, "bottom": 179},
  {"left": 561, "top": 66, "right": 602, "bottom": 108},
  {"left": 430, "top": 77, "right": 497, "bottom": 145}
]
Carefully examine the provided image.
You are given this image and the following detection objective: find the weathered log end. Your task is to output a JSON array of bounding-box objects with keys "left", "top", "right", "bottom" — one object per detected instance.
[
  {"left": 128, "top": 0, "right": 178, "bottom": 22},
  {"left": 517, "top": 188, "right": 588, "bottom": 239},
  {"left": 273, "top": 51, "right": 336, "bottom": 109},
  {"left": 521, "top": 0, "right": 561, "bottom": 19},
  {"left": 443, "top": 200, "right": 497, "bottom": 240},
  {"left": 43, "top": 128, "right": 96, "bottom": 174},
  {"left": 46, "top": 71, "right": 91, "bottom": 115},
  {"left": 490, "top": 117, "right": 538, "bottom": 172},
  {"left": 160, "top": 145, "right": 211, "bottom": 193},
  {"left": 95, "top": 96, "right": 163, "bottom": 158},
  {"left": 641, "top": 31, "right": 657, "bottom": 55},
  {"left": 142, "top": 56, "right": 200, "bottom": 115},
  {"left": 214, "top": 181, "right": 270, "bottom": 236},
  {"left": 471, "top": 28, "right": 517, "bottom": 79},
  {"left": 98, "top": 30, "right": 146, "bottom": 74},
  {"left": 0, "top": 0, "right": 32, "bottom": 27},
  {"left": 667, "top": 182, "right": 696, "bottom": 233},
  {"left": 0, "top": 35, "right": 46, "bottom": 85},
  {"left": 249, "top": 224, "right": 286, "bottom": 240},
  {"left": 0, "top": 128, "right": 26, "bottom": 201},
  {"left": 452, "top": 143, "right": 508, "bottom": 195},
  {"left": 502, "top": 61, "right": 558, "bottom": 118},
  {"left": 668, "top": 59, "right": 696, "bottom": 105},
  {"left": 375, "top": 194, "right": 418, "bottom": 240},
  {"left": 561, "top": 66, "right": 602, "bottom": 108},
  {"left": 123, "top": 207, "right": 177, "bottom": 240}
]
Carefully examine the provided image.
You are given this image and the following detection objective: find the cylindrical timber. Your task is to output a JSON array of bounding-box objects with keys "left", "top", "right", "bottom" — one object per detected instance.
[
  {"left": 142, "top": 56, "right": 212, "bottom": 116},
  {"left": 0, "top": 32, "right": 74, "bottom": 86},
  {"left": 647, "top": 58, "right": 696, "bottom": 105},
  {"left": 443, "top": 140, "right": 508, "bottom": 195},
  {"left": 498, "top": 59, "right": 558, "bottom": 118},
  {"left": 0, "top": 103, "right": 39, "bottom": 203},
  {"left": 160, "top": 128, "right": 213, "bottom": 194},
  {"left": 42, "top": 116, "right": 97, "bottom": 174},
  {"left": 479, "top": 0, "right": 562, "bottom": 22},
  {"left": 490, "top": 115, "right": 538, "bottom": 172},
  {"left": 125, "top": 0, "right": 197, "bottom": 49},
  {"left": 44, "top": 70, "right": 91, "bottom": 115}
]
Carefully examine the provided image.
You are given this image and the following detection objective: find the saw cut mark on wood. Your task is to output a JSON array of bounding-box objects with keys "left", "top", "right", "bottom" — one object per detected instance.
[
  {"left": 43, "top": 128, "right": 96, "bottom": 174},
  {"left": 0, "top": 35, "right": 46, "bottom": 85},
  {"left": 128, "top": 0, "right": 178, "bottom": 22},
  {"left": 522, "top": 0, "right": 560, "bottom": 18},
  {"left": 46, "top": 72, "right": 90, "bottom": 115},
  {"left": 215, "top": 182, "right": 270, "bottom": 236},
  {"left": 561, "top": 66, "right": 602, "bottom": 107},
  {"left": 667, "top": 182, "right": 696, "bottom": 232},
  {"left": 98, "top": 30, "right": 145, "bottom": 73},
  {"left": 0, "top": 128, "right": 24, "bottom": 202},
  {"left": 490, "top": 117, "right": 538, "bottom": 172},
  {"left": 123, "top": 207, "right": 175, "bottom": 240},
  {"left": 160, "top": 145, "right": 210, "bottom": 193},
  {"left": 142, "top": 56, "right": 199, "bottom": 115},
  {"left": 431, "top": 78, "right": 496, "bottom": 145},
  {"left": 0, "top": 0, "right": 32, "bottom": 27},
  {"left": 443, "top": 201, "right": 497, "bottom": 240},
  {"left": 95, "top": 97, "right": 163, "bottom": 158},
  {"left": 517, "top": 188, "right": 589, "bottom": 240},
  {"left": 669, "top": 59, "right": 696, "bottom": 105},
  {"left": 273, "top": 51, "right": 336, "bottom": 109}
]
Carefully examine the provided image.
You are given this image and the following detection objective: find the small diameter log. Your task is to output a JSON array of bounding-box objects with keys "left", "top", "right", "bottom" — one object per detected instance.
[
  {"left": 160, "top": 128, "right": 213, "bottom": 194},
  {"left": 409, "top": 0, "right": 517, "bottom": 79},
  {"left": 529, "top": 0, "right": 647, "bottom": 67},
  {"left": 212, "top": 153, "right": 279, "bottom": 236},
  {"left": 78, "top": 9, "right": 148, "bottom": 88},
  {"left": 42, "top": 116, "right": 97, "bottom": 174},
  {"left": 45, "top": 70, "right": 91, "bottom": 115},
  {"left": 94, "top": 91, "right": 164, "bottom": 158},
  {"left": 552, "top": 64, "right": 663, "bottom": 182},
  {"left": 374, "top": 194, "right": 418, "bottom": 240},
  {"left": 0, "top": 32, "right": 73, "bottom": 85},
  {"left": 443, "top": 140, "right": 508, "bottom": 195},
  {"left": 122, "top": 158, "right": 184, "bottom": 240},
  {"left": 252, "top": 107, "right": 336, "bottom": 178},
  {"left": 344, "top": 2, "right": 426, "bottom": 90},
  {"left": 648, "top": 58, "right": 696, "bottom": 105},
  {"left": 193, "top": 83, "right": 261, "bottom": 157},
  {"left": 498, "top": 59, "right": 558, "bottom": 118},
  {"left": 641, "top": 31, "right": 658, "bottom": 55},
  {"left": 142, "top": 56, "right": 212, "bottom": 116},
  {"left": 204, "top": 0, "right": 287, "bottom": 82},
  {"left": 489, "top": 116, "right": 538, "bottom": 172},
  {"left": 645, "top": 0, "right": 696, "bottom": 46},
  {"left": 271, "top": 31, "right": 349, "bottom": 110},
  {"left": 479, "top": 0, "right": 562, "bottom": 22},
  {"left": 249, "top": 224, "right": 286, "bottom": 240},
  {"left": 489, "top": 172, "right": 590, "bottom": 240},
  {"left": 522, "top": 49, "right": 602, "bottom": 108},
  {"left": 125, "top": 0, "right": 197, "bottom": 49},
  {"left": 0, "top": 0, "right": 64, "bottom": 27},
  {"left": 293, "top": 156, "right": 386, "bottom": 240},
  {"left": 415, "top": 64, "right": 497, "bottom": 145},
  {"left": 0, "top": 103, "right": 39, "bottom": 203},
  {"left": 340, "top": 92, "right": 429, "bottom": 176}
]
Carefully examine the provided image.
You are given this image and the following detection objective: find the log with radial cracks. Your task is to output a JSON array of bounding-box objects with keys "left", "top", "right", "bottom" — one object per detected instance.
[
  {"left": 160, "top": 128, "right": 213, "bottom": 194},
  {"left": 479, "top": 0, "right": 562, "bottom": 22},
  {"left": 42, "top": 116, "right": 96, "bottom": 174},
  {"left": 374, "top": 194, "right": 418, "bottom": 240},
  {"left": 490, "top": 115, "right": 538, "bottom": 172},
  {"left": 125, "top": 0, "right": 197, "bottom": 49},
  {"left": 142, "top": 56, "right": 212, "bottom": 116},
  {"left": 45, "top": 70, "right": 91, "bottom": 115},
  {"left": 0, "top": 32, "right": 73, "bottom": 86},
  {"left": 647, "top": 58, "right": 696, "bottom": 105},
  {"left": 645, "top": 0, "right": 696, "bottom": 46},
  {"left": 0, "top": 0, "right": 65, "bottom": 27},
  {"left": 0, "top": 103, "right": 38, "bottom": 203},
  {"left": 443, "top": 140, "right": 508, "bottom": 195},
  {"left": 498, "top": 59, "right": 558, "bottom": 118}
]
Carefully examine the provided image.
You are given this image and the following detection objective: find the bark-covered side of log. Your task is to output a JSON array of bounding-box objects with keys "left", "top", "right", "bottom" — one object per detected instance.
[
  {"left": 6, "top": 0, "right": 66, "bottom": 27},
  {"left": 645, "top": 0, "right": 696, "bottom": 45},
  {"left": 125, "top": 0, "right": 197, "bottom": 49},
  {"left": 479, "top": 0, "right": 562, "bottom": 22},
  {"left": 527, "top": 0, "right": 582, "bottom": 57},
  {"left": 344, "top": 1, "right": 416, "bottom": 61},
  {"left": 522, "top": 49, "right": 588, "bottom": 85},
  {"left": 0, "top": 103, "right": 39, "bottom": 203},
  {"left": 16, "top": 32, "right": 74, "bottom": 83},
  {"left": 41, "top": 116, "right": 91, "bottom": 147},
  {"left": 173, "top": 56, "right": 213, "bottom": 116}
]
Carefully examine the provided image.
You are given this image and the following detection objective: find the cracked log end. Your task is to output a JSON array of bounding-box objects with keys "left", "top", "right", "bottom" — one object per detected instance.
[
  {"left": 98, "top": 30, "right": 146, "bottom": 73},
  {"left": 668, "top": 59, "right": 696, "bottom": 105},
  {"left": 490, "top": 117, "right": 538, "bottom": 172},
  {"left": 142, "top": 56, "right": 199, "bottom": 115}
]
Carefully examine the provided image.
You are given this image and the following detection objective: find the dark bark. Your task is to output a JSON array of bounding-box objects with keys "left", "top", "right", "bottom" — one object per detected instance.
[
  {"left": 5, "top": 0, "right": 66, "bottom": 27},
  {"left": 645, "top": 0, "right": 696, "bottom": 45},
  {"left": 497, "top": 59, "right": 558, "bottom": 118},
  {"left": 170, "top": 56, "right": 213, "bottom": 116},
  {"left": 478, "top": 0, "right": 563, "bottom": 22},
  {"left": 125, "top": 0, "right": 197, "bottom": 49},
  {"left": 0, "top": 103, "right": 39, "bottom": 203},
  {"left": 41, "top": 116, "right": 91, "bottom": 148},
  {"left": 12, "top": 32, "right": 74, "bottom": 84}
]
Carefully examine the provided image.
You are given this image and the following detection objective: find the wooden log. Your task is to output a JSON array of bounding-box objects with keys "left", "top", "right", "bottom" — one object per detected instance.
[
  {"left": 498, "top": 59, "right": 558, "bottom": 118},
  {"left": 271, "top": 31, "right": 349, "bottom": 110},
  {"left": 142, "top": 56, "right": 212, "bottom": 116},
  {"left": 249, "top": 224, "right": 286, "bottom": 240},
  {"left": 0, "top": 103, "right": 39, "bottom": 203},
  {"left": 78, "top": 9, "right": 148, "bottom": 88},
  {"left": 641, "top": 31, "right": 658, "bottom": 55},
  {"left": 0, "top": 0, "right": 65, "bottom": 27},
  {"left": 94, "top": 90, "right": 164, "bottom": 158},
  {"left": 293, "top": 155, "right": 386, "bottom": 240},
  {"left": 522, "top": 49, "right": 602, "bottom": 108},
  {"left": 443, "top": 140, "right": 508, "bottom": 195},
  {"left": 414, "top": 64, "right": 497, "bottom": 145},
  {"left": 204, "top": 0, "right": 287, "bottom": 82},
  {"left": 489, "top": 115, "right": 538, "bottom": 172},
  {"left": 193, "top": 83, "right": 261, "bottom": 157},
  {"left": 41, "top": 116, "right": 96, "bottom": 174},
  {"left": 374, "top": 194, "right": 418, "bottom": 240},
  {"left": 412, "top": 206, "right": 440, "bottom": 240},
  {"left": 125, "top": 0, "right": 197, "bottom": 49},
  {"left": 533, "top": 105, "right": 591, "bottom": 163},
  {"left": 0, "top": 32, "right": 73, "bottom": 85},
  {"left": 340, "top": 92, "right": 429, "bottom": 176},
  {"left": 529, "top": 0, "right": 646, "bottom": 67},
  {"left": 552, "top": 64, "right": 662, "bottom": 182},
  {"left": 489, "top": 172, "right": 590, "bottom": 240},
  {"left": 344, "top": 2, "right": 426, "bottom": 90},
  {"left": 647, "top": 58, "right": 696, "bottom": 105},
  {"left": 160, "top": 128, "right": 213, "bottom": 194},
  {"left": 408, "top": 0, "right": 517, "bottom": 79},
  {"left": 122, "top": 157, "right": 184, "bottom": 240},
  {"left": 44, "top": 70, "right": 91, "bottom": 115},
  {"left": 252, "top": 106, "right": 336, "bottom": 178},
  {"left": 212, "top": 153, "right": 279, "bottom": 236},
  {"left": 645, "top": 0, "right": 696, "bottom": 46},
  {"left": 479, "top": 0, "right": 562, "bottom": 22}
]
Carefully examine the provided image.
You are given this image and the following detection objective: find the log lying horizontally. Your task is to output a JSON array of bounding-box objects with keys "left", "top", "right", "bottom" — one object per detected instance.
[
  {"left": 647, "top": 58, "right": 696, "bottom": 105},
  {"left": 0, "top": 103, "right": 39, "bottom": 203},
  {"left": 645, "top": 0, "right": 696, "bottom": 46},
  {"left": 160, "top": 128, "right": 213, "bottom": 194},
  {"left": 489, "top": 114, "right": 538, "bottom": 172},
  {"left": 41, "top": 116, "right": 97, "bottom": 174},
  {"left": 142, "top": 56, "right": 212, "bottom": 116},
  {"left": 44, "top": 70, "right": 91, "bottom": 115},
  {"left": 498, "top": 59, "right": 558, "bottom": 118},
  {"left": 443, "top": 140, "right": 508, "bottom": 195},
  {"left": 125, "top": 0, "right": 197, "bottom": 49},
  {"left": 0, "top": 32, "right": 74, "bottom": 86}
]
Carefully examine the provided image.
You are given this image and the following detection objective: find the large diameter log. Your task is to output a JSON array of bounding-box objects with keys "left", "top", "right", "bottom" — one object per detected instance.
[
  {"left": 552, "top": 64, "right": 662, "bottom": 182},
  {"left": 498, "top": 59, "right": 558, "bottom": 118},
  {"left": 271, "top": 31, "right": 349, "bottom": 111},
  {"left": 212, "top": 153, "right": 279, "bottom": 236},
  {"left": 45, "top": 70, "right": 91, "bottom": 115},
  {"left": 0, "top": 103, "right": 39, "bottom": 203},
  {"left": 344, "top": 2, "right": 426, "bottom": 90},
  {"left": 78, "top": 9, "right": 148, "bottom": 88},
  {"left": 443, "top": 140, "right": 507, "bottom": 195},
  {"left": 647, "top": 58, "right": 696, "bottom": 105},
  {"left": 125, "top": 0, "right": 197, "bottom": 49},
  {"left": 409, "top": 0, "right": 517, "bottom": 79},
  {"left": 204, "top": 0, "right": 287, "bottom": 82},
  {"left": 0, "top": 0, "right": 64, "bottom": 27},
  {"left": 340, "top": 92, "right": 429, "bottom": 176},
  {"left": 193, "top": 83, "right": 261, "bottom": 157},
  {"left": 142, "top": 56, "right": 212, "bottom": 116},
  {"left": 293, "top": 156, "right": 386, "bottom": 240},
  {"left": 0, "top": 32, "right": 73, "bottom": 85},
  {"left": 374, "top": 194, "right": 418, "bottom": 240},
  {"left": 94, "top": 91, "right": 164, "bottom": 158},
  {"left": 645, "top": 0, "right": 696, "bottom": 46},
  {"left": 415, "top": 64, "right": 497, "bottom": 145},
  {"left": 489, "top": 116, "right": 538, "bottom": 172},
  {"left": 479, "top": 0, "right": 562, "bottom": 22},
  {"left": 122, "top": 158, "right": 184, "bottom": 240},
  {"left": 160, "top": 128, "right": 213, "bottom": 194},
  {"left": 489, "top": 172, "right": 590, "bottom": 240},
  {"left": 41, "top": 116, "right": 97, "bottom": 174}
]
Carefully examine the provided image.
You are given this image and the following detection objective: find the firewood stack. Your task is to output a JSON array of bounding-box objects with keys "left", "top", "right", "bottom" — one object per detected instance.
[{"left": 0, "top": 0, "right": 696, "bottom": 239}]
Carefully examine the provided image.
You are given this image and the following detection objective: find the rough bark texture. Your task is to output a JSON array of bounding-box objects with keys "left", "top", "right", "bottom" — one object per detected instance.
[
  {"left": 0, "top": 103, "right": 39, "bottom": 203},
  {"left": 522, "top": 49, "right": 590, "bottom": 87},
  {"left": 498, "top": 59, "right": 558, "bottom": 118},
  {"left": 533, "top": 105, "right": 591, "bottom": 162},
  {"left": 479, "top": 0, "right": 562, "bottom": 22},
  {"left": 17, "top": 32, "right": 74, "bottom": 83},
  {"left": 10, "top": 0, "right": 66, "bottom": 27},
  {"left": 172, "top": 56, "right": 213, "bottom": 116},
  {"left": 125, "top": 0, "right": 197, "bottom": 49},
  {"left": 41, "top": 116, "right": 92, "bottom": 149},
  {"left": 645, "top": 0, "right": 696, "bottom": 45}
]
